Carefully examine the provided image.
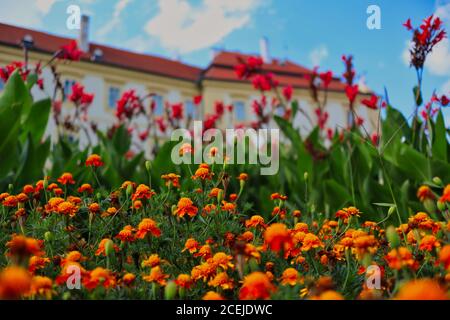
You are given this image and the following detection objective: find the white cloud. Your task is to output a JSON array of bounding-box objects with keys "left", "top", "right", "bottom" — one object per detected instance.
[
  {"left": 144, "top": 0, "right": 263, "bottom": 54},
  {"left": 0, "top": 0, "right": 58, "bottom": 28},
  {"left": 309, "top": 45, "right": 328, "bottom": 67},
  {"left": 97, "top": 0, "right": 133, "bottom": 37}
]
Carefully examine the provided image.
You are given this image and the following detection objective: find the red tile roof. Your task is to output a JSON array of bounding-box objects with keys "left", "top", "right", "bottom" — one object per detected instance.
[
  {"left": 0, "top": 23, "right": 202, "bottom": 82},
  {"left": 203, "top": 51, "right": 348, "bottom": 92}
]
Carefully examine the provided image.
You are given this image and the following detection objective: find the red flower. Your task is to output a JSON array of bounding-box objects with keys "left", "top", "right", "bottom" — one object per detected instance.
[
  {"left": 85, "top": 154, "right": 104, "bottom": 167},
  {"left": 361, "top": 94, "right": 379, "bottom": 110},
  {"left": 439, "top": 94, "right": 448, "bottom": 107},
  {"left": 252, "top": 73, "right": 278, "bottom": 92},
  {"left": 403, "top": 18, "right": 413, "bottom": 31},
  {"left": 58, "top": 40, "right": 83, "bottom": 61},
  {"left": 170, "top": 103, "right": 184, "bottom": 120},
  {"left": 371, "top": 132, "right": 379, "bottom": 146},
  {"left": 155, "top": 117, "right": 167, "bottom": 132},
  {"left": 115, "top": 90, "right": 142, "bottom": 120},
  {"left": 282, "top": 85, "right": 293, "bottom": 101},
  {"left": 69, "top": 82, "right": 94, "bottom": 106},
  {"left": 193, "top": 95, "right": 202, "bottom": 105},
  {"left": 319, "top": 71, "right": 333, "bottom": 88},
  {"left": 214, "top": 101, "right": 225, "bottom": 116},
  {"left": 345, "top": 85, "right": 359, "bottom": 104}
]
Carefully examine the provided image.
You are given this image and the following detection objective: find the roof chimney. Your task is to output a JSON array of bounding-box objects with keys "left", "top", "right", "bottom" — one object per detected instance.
[
  {"left": 78, "top": 15, "right": 90, "bottom": 52},
  {"left": 259, "top": 37, "right": 271, "bottom": 64}
]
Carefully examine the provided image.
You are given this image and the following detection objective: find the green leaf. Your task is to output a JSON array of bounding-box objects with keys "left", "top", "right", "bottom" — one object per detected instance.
[
  {"left": 431, "top": 110, "right": 448, "bottom": 162},
  {"left": 15, "top": 135, "right": 50, "bottom": 185},
  {"left": 324, "top": 179, "right": 352, "bottom": 211},
  {"left": 21, "top": 98, "right": 51, "bottom": 144},
  {"left": 274, "top": 115, "right": 302, "bottom": 152}
]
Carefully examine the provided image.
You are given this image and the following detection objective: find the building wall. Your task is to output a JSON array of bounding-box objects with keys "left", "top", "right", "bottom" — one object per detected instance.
[{"left": 0, "top": 44, "right": 379, "bottom": 156}]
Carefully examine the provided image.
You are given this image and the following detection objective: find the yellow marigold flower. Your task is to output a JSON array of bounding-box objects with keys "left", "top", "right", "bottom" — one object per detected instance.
[
  {"left": 239, "top": 272, "right": 275, "bottom": 300},
  {"left": 208, "top": 272, "right": 234, "bottom": 290},
  {"left": 0, "top": 266, "right": 32, "bottom": 299},
  {"left": 280, "top": 268, "right": 300, "bottom": 286},
  {"left": 395, "top": 279, "right": 448, "bottom": 300},
  {"left": 174, "top": 197, "right": 198, "bottom": 218},
  {"left": 202, "top": 291, "right": 225, "bottom": 300},
  {"left": 143, "top": 266, "right": 169, "bottom": 286}
]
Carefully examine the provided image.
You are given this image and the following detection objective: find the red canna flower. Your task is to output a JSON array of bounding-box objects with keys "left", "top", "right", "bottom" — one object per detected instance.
[
  {"left": 58, "top": 40, "right": 83, "bottom": 61},
  {"left": 361, "top": 94, "right": 379, "bottom": 110},
  {"left": 282, "top": 85, "right": 293, "bottom": 101}
]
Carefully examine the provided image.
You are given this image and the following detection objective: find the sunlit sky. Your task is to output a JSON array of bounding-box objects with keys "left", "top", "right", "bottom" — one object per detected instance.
[{"left": 0, "top": 0, "right": 449, "bottom": 123}]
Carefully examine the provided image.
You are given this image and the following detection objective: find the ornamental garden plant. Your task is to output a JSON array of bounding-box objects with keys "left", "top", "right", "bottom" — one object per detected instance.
[{"left": 0, "top": 15, "right": 449, "bottom": 300}]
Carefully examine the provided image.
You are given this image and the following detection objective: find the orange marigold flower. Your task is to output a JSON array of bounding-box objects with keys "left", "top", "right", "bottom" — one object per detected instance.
[
  {"left": 336, "top": 206, "right": 361, "bottom": 220},
  {"left": 301, "top": 233, "right": 324, "bottom": 251},
  {"left": 439, "top": 184, "right": 450, "bottom": 203},
  {"left": 237, "top": 173, "right": 248, "bottom": 181},
  {"left": 67, "top": 196, "right": 82, "bottom": 204},
  {"left": 312, "top": 290, "right": 344, "bottom": 300},
  {"left": 270, "top": 193, "right": 287, "bottom": 201},
  {"left": 132, "top": 200, "right": 143, "bottom": 210},
  {"left": 95, "top": 238, "right": 119, "bottom": 256},
  {"left": 136, "top": 218, "right": 161, "bottom": 238},
  {"left": 238, "top": 231, "right": 254, "bottom": 242},
  {"left": 395, "top": 279, "right": 448, "bottom": 300},
  {"left": 202, "top": 204, "right": 217, "bottom": 215},
  {"left": 182, "top": 238, "right": 200, "bottom": 254},
  {"left": 208, "top": 187, "right": 222, "bottom": 198},
  {"left": 131, "top": 184, "right": 155, "bottom": 201},
  {"left": 161, "top": 173, "right": 181, "bottom": 188},
  {"left": 229, "top": 193, "right": 238, "bottom": 201},
  {"left": 2, "top": 195, "right": 18, "bottom": 207},
  {"left": 29, "top": 276, "right": 53, "bottom": 299},
  {"left": 83, "top": 267, "right": 116, "bottom": 290},
  {"left": 280, "top": 268, "right": 301, "bottom": 286},
  {"left": 208, "top": 272, "right": 234, "bottom": 290},
  {"left": 6, "top": 234, "right": 44, "bottom": 258},
  {"left": 120, "top": 180, "right": 136, "bottom": 191},
  {"left": 385, "top": 247, "right": 419, "bottom": 270},
  {"left": 174, "top": 197, "right": 198, "bottom": 218},
  {"left": 417, "top": 185, "right": 435, "bottom": 201},
  {"left": 293, "top": 209, "right": 301, "bottom": 217},
  {"left": 57, "top": 172, "right": 75, "bottom": 185},
  {"left": 194, "top": 245, "right": 212, "bottom": 260},
  {"left": 175, "top": 274, "right": 192, "bottom": 289},
  {"left": 0, "top": 266, "right": 32, "bottom": 299},
  {"left": 78, "top": 183, "right": 93, "bottom": 193},
  {"left": 101, "top": 207, "right": 117, "bottom": 218},
  {"left": 56, "top": 201, "right": 78, "bottom": 217},
  {"left": 28, "top": 255, "right": 50, "bottom": 273},
  {"left": 0, "top": 192, "right": 10, "bottom": 202},
  {"left": 22, "top": 185, "right": 35, "bottom": 194},
  {"left": 60, "top": 251, "right": 86, "bottom": 266},
  {"left": 245, "top": 215, "right": 267, "bottom": 229},
  {"left": 419, "top": 235, "right": 440, "bottom": 251},
  {"left": 179, "top": 143, "right": 193, "bottom": 156},
  {"left": 115, "top": 225, "right": 135, "bottom": 242},
  {"left": 264, "top": 223, "right": 292, "bottom": 253},
  {"left": 143, "top": 266, "right": 169, "bottom": 286},
  {"left": 202, "top": 291, "right": 225, "bottom": 300},
  {"left": 192, "top": 163, "right": 213, "bottom": 180},
  {"left": 122, "top": 273, "right": 136, "bottom": 286},
  {"left": 53, "top": 188, "right": 64, "bottom": 196},
  {"left": 208, "top": 146, "right": 219, "bottom": 158},
  {"left": 16, "top": 193, "right": 28, "bottom": 203},
  {"left": 221, "top": 200, "right": 236, "bottom": 212},
  {"left": 85, "top": 154, "right": 104, "bottom": 167},
  {"left": 142, "top": 254, "right": 161, "bottom": 268},
  {"left": 89, "top": 202, "right": 101, "bottom": 214},
  {"left": 439, "top": 245, "right": 450, "bottom": 270},
  {"left": 211, "top": 252, "right": 235, "bottom": 270},
  {"left": 239, "top": 271, "right": 275, "bottom": 300}
]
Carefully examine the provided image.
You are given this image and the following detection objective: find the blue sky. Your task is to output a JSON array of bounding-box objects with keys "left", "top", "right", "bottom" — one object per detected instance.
[{"left": 0, "top": 0, "right": 449, "bottom": 122}]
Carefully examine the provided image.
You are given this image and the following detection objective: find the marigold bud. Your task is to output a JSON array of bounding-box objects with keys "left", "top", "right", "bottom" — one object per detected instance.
[
  {"left": 304, "top": 172, "right": 308, "bottom": 181},
  {"left": 424, "top": 199, "right": 436, "bottom": 214},
  {"left": 145, "top": 160, "right": 151, "bottom": 172},
  {"left": 104, "top": 239, "right": 115, "bottom": 257},
  {"left": 432, "top": 176, "right": 443, "bottom": 186},
  {"left": 126, "top": 184, "right": 133, "bottom": 198},
  {"left": 164, "top": 281, "right": 177, "bottom": 300},
  {"left": 44, "top": 231, "right": 54, "bottom": 242},
  {"left": 437, "top": 201, "right": 446, "bottom": 211},
  {"left": 217, "top": 189, "right": 224, "bottom": 204},
  {"left": 386, "top": 225, "right": 400, "bottom": 248}
]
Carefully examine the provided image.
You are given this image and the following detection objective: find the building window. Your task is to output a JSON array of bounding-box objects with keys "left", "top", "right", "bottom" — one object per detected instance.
[
  {"left": 108, "top": 86, "right": 120, "bottom": 108},
  {"left": 63, "top": 79, "right": 76, "bottom": 100},
  {"left": 185, "top": 100, "right": 195, "bottom": 119},
  {"left": 234, "top": 101, "right": 246, "bottom": 121},
  {"left": 153, "top": 95, "right": 164, "bottom": 115}
]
